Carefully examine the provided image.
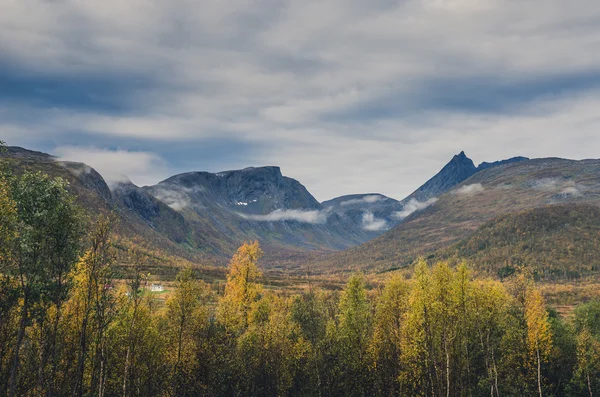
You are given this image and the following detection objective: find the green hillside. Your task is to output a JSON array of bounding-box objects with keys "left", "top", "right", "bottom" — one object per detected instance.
[{"left": 440, "top": 203, "right": 600, "bottom": 280}]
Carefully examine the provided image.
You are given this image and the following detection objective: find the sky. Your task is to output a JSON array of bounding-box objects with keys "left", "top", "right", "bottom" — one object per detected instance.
[{"left": 2, "top": 0, "right": 600, "bottom": 201}]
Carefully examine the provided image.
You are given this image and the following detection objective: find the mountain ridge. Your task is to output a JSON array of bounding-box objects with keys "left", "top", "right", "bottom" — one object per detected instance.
[
  {"left": 2, "top": 145, "right": 546, "bottom": 272},
  {"left": 310, "top": 156, "right": 600, "bottom": 273}
]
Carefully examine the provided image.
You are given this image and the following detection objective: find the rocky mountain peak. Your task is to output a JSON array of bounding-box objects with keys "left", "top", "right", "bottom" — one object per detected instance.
[{"left": 408, "top": 151, "right": 477, "bottom": 202}]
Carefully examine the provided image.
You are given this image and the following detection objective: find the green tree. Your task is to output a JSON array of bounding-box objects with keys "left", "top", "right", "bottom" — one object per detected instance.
[
  {"left": 121, "top": 248, "right": 150, "bottom": 397},
  {"left": 7, "top": 172, "right": 82, "bottom": 397},
  {"left": 471, "top": 279, "right": 509, "bottom": 396},
  {"left": 165, "top": 266, "right": 209, "bottom": 396},
  {"left": 370, "top": 274, "right": 410, "bottom": 396},
  {"left": 68, "top": 215, "right": 116, "bottom": 397},
  {"left": 237, "top": 295, "right": 309, "bottom": 396},
  {"left": 333, "top": 274, "right": 373, "bottom": 396},
  {"left": 572, "top": 327, "right": 600, "bottom": 397},
  {"left": 290, "top": 291, "right": 329, "bottom": 395}
]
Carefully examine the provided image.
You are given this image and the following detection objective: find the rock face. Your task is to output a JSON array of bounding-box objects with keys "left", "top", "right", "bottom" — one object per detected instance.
[
  {"left": 59, "top": 161, "right": 113, "bottom": 202},
  {"left": 404, "top": 152, "right": 530, "bottom": 204},
  {"left": 150, "top": 166, "right": 321, "bottom": 215},
  {"left": 144, "top": 167, "right": 366, "bottom": 254},
  {"left": 408, "top": 151, "right": 477, "bottom": 202},
  {"left": 113, "top": 181, "right": 162, "bottom": 221}
]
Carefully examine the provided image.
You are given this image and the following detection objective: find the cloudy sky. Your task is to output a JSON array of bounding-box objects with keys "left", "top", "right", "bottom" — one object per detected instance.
[{"left": 2, "top": 0, "right": 600, "bottom": 201}]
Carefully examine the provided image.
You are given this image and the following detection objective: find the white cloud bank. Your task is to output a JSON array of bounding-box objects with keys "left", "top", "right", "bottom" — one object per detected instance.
[
  {"left": 560, "top": 186, "right": 583, "bottom": 197},
  {"left": 340, "top": 195, "right": 387, "bottom": 206},
  {"left": 453, "top": 183, "right": 485, "bottom": 195},
  {"left": 394, "top": 198, "right": 438, "bottom": 220},
  {"left": 528, "top": 179, "right": 585, "bottom": 197},
  {"left": 150, "top": 188, "right": 191, "bottom": 211},
  {"left": 54, "top": 146, "right": 168, "bottom": 187},
  {"left": 361, "top": 212, "right": 388, "bottom": 231},
  {"left": 240, "top": 209, "right": 328, "bottom": 224}
]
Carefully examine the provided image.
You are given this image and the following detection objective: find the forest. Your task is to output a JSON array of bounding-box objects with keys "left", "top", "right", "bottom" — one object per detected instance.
[{"left": 2, "top": 167, "right": 600, "bottom": 396}]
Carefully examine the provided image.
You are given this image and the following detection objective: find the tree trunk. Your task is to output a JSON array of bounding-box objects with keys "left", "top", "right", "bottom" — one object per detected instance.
[
  {"left": 8, "top": 294, "right": 28, "bottom": 397},
  {"left": 587, "top": 371, "right": 593, "bottom": 397},
  {"left": 537, "top": 348, "right": 543, "bottom": 397},
  {"left": 491, "top": 346, "right": 500, "bottom": 397},
  {"left": 75, "top": 313, "right": 90, "bottom": 397},
  {"left": 122, "top": 345, "right": 131, "bottom": 397},
  {"left": 445, "top": 343, "right": 450, "bottom": 397},
  {"left": 48, "top": 303, "right": 64, "bottom": 397},
  {"left": 123, "top": 303, "right": 138, "bottom": 397}
]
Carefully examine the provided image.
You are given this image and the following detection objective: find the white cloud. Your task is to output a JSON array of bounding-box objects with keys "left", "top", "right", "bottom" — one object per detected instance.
[
  {"left": 560, "top": 186, "right": 583, "bottom": 197},
  {"left": 149, "top": 188, "right": 191, "bottom": 211},
  {"left": 453, "top": 183, "right": 485, "bottom": 195},
  {"left": 54, "top": 146, "right": 168, "bottom": 187},
  {"left": 361, "top": 212, "right": 388, "bottom": 231},
  {"left": 239, "top": 209, "right": 328, "bottom": 224},
  {"left": 394, "top": 198, "right": 438, "bottom": 219},
  {"left": 58, "top": 162, "right": 93, "bottom": 178},
  {"left": 340, "top": 195, "right": 387, "bottom": 206}
]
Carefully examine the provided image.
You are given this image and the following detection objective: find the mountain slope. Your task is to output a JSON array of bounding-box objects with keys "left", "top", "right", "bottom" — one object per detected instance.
[
  {"left": 439, "top": 203, "right": 600, "bottom": 280},
  {"left": 144, "top": 168, "right": 369, "bottom": 261},
  {"left": 314, "top": 157, "right": 600, "bottom": 272},
  {"left": 0, "top": 146, "right": 214, "bottom": 264}
]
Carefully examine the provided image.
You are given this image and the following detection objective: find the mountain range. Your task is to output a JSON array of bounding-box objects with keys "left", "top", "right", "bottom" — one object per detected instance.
[
  {"left": 6, "top": 144, "right": 599, "bottom": 280},
  {"left": 315, "top": 156, "right": 600, "bottom": 277}
]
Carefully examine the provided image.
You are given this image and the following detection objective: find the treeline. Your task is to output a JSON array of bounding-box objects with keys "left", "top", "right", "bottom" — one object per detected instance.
[{"left": 2, "top": 170, "right": 600, "bottom": 396}]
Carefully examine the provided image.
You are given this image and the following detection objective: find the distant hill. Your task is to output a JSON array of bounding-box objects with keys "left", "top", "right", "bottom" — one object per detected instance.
[
  {"left": 440, "top": 203, "right": 600, "bottom": 280},
  {"left": 313, "top": 157, "right": 600, "bottom": 274}
]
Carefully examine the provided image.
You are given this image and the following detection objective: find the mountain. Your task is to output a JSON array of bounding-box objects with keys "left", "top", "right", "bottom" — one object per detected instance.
[
  {"left": 406, "top": 151, "right": 477, "bottom": 202},
  {"left": 313, "top": 157, "right": 600, "bottom": 273},
  {"left": 0, "top": 146, "right": 213, "bottom": 266},
  {"left": 146, "top": 166, "right": 321, "bottom": 216},
  {"left": 2, "top": 145, "right": 550, "bottom": 274},
  {"left": 439, "top": 203, "right": 600, "bottom": 280},
  {"left": 1, "top": 147, "right": 408, "bottom": 268},
  {"left": 143, "top": 167, "right": 347, "bottom": 261},
  {"left": 321, "top": 193, "right": 403, "bottom": 235},
  {"left": 143, "top": 168, "right": 405, "bottom": 266},
  {"left": 403, "top": 151, "right": 529, "bottom": 203}
]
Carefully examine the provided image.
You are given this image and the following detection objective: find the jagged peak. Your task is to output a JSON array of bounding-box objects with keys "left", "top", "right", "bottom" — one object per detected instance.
[{"left": 450, "top": 151, "right": 474, "bottom": 165}]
